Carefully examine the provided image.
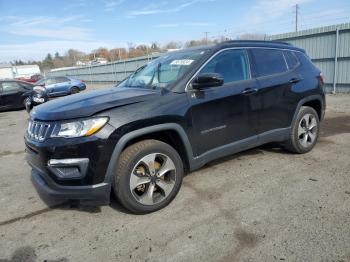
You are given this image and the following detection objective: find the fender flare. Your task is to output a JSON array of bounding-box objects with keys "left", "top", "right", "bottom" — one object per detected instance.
[
  {"left": 291, "top": 94, "right": 324, "bottom": 125},
  {"left": 103, "top": 123, "right": 194, "bottom": 190}
]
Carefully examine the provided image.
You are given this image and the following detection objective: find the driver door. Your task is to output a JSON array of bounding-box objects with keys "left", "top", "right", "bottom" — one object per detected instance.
[{"left": 188, "top": 49, "right": 260, "bottom": 157}]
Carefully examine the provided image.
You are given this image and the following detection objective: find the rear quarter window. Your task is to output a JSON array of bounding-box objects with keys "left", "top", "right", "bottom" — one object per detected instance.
[
  {"left": 251, "top": 49, "right": 288, "bottom": 77},
  {"left": 284, "top": 51, "right": 299, "bottom": 69}
]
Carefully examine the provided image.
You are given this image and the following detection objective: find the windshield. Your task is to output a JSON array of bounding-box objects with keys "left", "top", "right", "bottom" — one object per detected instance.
[{"left": 118, "top": 49, "right": 208, "bottom": 89}]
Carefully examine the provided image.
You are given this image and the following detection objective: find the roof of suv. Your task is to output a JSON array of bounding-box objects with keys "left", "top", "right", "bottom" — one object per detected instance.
[
  {"left": 175, "top": 40, "right": 305, "bottom": 55},
  {"left": 215, "top": 40, "right": 305, "bottom": 53}
]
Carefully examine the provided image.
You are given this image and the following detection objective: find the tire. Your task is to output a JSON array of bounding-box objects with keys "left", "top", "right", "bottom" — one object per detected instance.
[
  {"left": 113, "top": 139, "right": 184, "bottom": 214},
  {"left": 23, "top": 97, "right": 32, "bottom": 112},
  {"left": 70, "top": 87, "right": 79, "bottom": 94},
  {"left": 284, "top": 106, "right": 320, "bottom": 154}
]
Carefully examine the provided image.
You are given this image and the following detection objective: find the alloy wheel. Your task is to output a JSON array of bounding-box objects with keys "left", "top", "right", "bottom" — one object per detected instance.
[
  {"left": 129, "top": 153, "right": 176, "bottom": 205},
  {"left": 298, "top": 113, "right": 318, "bottom": 148}
]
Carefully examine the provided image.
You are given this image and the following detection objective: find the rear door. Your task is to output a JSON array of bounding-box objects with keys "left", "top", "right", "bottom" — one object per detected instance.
[
  {"left": 54, "top": 77, "right": 71, "bottom": 94},
  {"left": 249, "top": 48, "right": 301, "bottom": 133},
  {"left": 0, "top": 81, "right": 24, "bottom": 108},
  {"left": 188, "top": 49, "right": 259, "bottom": 156}
]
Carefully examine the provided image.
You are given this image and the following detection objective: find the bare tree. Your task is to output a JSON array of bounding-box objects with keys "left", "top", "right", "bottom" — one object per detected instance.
[
  {"left": 164, "top": 41, "right": 182, "bottom": 50},
  {"left": 236, "top": 33, "right": 267, "bottom": 40}
]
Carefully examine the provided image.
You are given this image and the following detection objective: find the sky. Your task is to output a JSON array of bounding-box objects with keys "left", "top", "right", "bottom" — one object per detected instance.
[{"left": 0, "top": 0, "right": 349, "bottom": 62}]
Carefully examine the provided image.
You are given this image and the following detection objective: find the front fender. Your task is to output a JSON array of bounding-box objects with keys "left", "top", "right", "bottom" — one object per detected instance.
[{"left": 102, "top": 123, "right": 195, "bottom": 188}]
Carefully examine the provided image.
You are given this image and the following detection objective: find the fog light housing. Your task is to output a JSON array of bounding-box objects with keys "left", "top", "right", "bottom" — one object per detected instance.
[{"left": 48, "top": 158, "right": 89, "bottom": 180}]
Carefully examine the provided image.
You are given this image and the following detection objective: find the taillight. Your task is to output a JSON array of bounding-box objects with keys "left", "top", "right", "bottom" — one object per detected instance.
[{"left": 320, "top": 73, "right": 325, "bottom": 85}]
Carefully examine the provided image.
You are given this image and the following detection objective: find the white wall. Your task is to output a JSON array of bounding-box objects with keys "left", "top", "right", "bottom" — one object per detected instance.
[
  {"left": 0, "top": 67, "right": 14, "bottom": 79},
  {"left": 13, "top": 65, "right": 40, "bottom": 78}
]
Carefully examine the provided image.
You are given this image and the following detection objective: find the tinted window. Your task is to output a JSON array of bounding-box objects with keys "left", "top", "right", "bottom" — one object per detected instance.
[
  {"left": 1, "top": 82, "right": 21, "bottom": 92},
  {"left": 252, "top": 49, "right": 287, "bottom": 76},
  {"left": 284, "top": 51, "right": 299, "bottom": 69},
  {"left": 199, "top": 49, "right": 250, "bottom": 84},
  {"left": 55, "top": 77, "right": 69, "bottom": 83},
  {"left": 20, "top": 82, "right": 34, "bottom": 90}
]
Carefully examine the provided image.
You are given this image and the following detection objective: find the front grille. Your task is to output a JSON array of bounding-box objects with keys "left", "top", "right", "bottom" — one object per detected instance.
[{"left": 27, "top": 120, "right": 52, "bottom": 142}]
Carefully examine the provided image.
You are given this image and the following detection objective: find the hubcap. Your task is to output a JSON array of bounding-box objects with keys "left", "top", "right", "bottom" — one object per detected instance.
[
  {"left": 129, "top": 153, "right": 176, "bottom": 206},
  {"left": 298, "top": 113, "right": 317, "bottom": 148}
]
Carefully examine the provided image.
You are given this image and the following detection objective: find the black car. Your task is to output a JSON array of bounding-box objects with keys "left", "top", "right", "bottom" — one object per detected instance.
[
  {"left": 0, "top": 80, "right": 33, "bottom": 111},
  {"left": 25, "top": 41, "right": 326, "bottom": 214}
]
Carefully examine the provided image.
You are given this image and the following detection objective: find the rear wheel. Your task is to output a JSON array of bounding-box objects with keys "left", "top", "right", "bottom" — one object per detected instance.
[
  {"left": 70, "top": 87, "right": 79, "bottom": 94},
  {"left": 284, "top": 106, "right": 319, "bottom": 153},
  {"left": 113, "top": 140, "right": 184, "bottom": 214}
]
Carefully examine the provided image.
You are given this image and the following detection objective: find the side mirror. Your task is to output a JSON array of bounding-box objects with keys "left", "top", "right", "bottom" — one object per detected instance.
[{"left": 191, "top": 73, "right": 224, "bottom": 89}]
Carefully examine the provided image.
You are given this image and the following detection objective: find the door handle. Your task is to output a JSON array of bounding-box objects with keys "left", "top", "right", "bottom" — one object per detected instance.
[
  {"left": 241, "top": 88, "right": 258, "bottom": 95},
  {"left": 289, "top": 77, "right": 302, "bottom": 84}
]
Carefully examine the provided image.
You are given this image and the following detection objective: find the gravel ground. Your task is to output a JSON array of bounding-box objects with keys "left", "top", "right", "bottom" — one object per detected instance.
[{"left": 0, "top": 86, "right": 349, "bottom": 262}]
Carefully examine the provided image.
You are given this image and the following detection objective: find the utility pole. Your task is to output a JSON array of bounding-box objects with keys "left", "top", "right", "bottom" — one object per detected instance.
[
  {"left": 295, "top": 4, "right": 299, "bottom": 32},
  {"left": 203, "top": 31, "right": 209, "bottom": 44}
]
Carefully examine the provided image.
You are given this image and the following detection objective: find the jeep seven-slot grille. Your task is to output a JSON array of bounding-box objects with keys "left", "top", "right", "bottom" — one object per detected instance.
[{"left": 27, "top": 120, "right": 51, "bottom": 142}]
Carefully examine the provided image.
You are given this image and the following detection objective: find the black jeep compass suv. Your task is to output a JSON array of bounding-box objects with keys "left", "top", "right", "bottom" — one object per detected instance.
[{"left": 25, "top": 41, "right": 325, "bottom": 214}]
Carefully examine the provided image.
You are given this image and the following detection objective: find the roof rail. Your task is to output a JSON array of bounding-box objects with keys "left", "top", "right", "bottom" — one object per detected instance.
[{"left": 221, "top": 40, "right": 291, "bottom": 46}]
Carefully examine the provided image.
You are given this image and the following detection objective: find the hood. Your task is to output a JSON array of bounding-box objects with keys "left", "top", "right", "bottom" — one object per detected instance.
[{"left": 31, "top": 87, "right": 159, "bottom": 121}]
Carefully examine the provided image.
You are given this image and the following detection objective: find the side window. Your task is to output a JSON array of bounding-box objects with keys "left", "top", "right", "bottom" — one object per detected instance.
[
  {"left": 199, "top": 49, "right": 250, "bottom": 84},
  {"left": 251, "top": 49, "right": 288, "bottom": 77},
  {"left": 45, "top": 78, "right": 56, "bottom": 85},
  {"left": 55, "top": 77, "right": 69, "bottom": 83},
  {"left": 1, "top": 82, "right": 21, "bottom": 92},
  {"left": 284, "top": 51, "right": 299, "bottom": 69},
  {"left": 20, "top": 82, "right": 34, "bottom": 89}
]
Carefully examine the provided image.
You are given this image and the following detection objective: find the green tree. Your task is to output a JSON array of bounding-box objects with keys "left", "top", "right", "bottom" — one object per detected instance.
[{"left": 41, "top": 53, "right": 54, "bottom": 70}]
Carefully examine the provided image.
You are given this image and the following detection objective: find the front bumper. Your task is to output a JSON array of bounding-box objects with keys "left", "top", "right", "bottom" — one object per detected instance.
[
  {"left": 24, "top": 121, "right": 117, "bottom": 205},
  {"left": 31, "top": 169, "right": 110, "bottom": 205}
]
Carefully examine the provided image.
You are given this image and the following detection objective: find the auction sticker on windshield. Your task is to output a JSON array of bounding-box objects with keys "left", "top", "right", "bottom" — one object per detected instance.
[{"left": 170, "top": 59, "right": 194, "bottom": 66}]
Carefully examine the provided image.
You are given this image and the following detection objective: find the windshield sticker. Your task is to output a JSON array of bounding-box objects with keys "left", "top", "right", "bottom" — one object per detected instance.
[{"left": 170, "top": 59, "right": 194, "bottom": 66}]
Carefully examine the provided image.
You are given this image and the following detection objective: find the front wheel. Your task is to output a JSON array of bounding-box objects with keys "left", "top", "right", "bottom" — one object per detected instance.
[
  {"left": 113, "top": 140, "right": 184, "bottom": 214},
  {"left": 284, "top": 106, "right": 320, "bottom": 154}
]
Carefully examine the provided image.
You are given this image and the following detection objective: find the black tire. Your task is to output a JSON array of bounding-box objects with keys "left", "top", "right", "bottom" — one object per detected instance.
[
  {"left": 70, "top": 87, "right": 79, "bottom": 94},
  {"left": 284, "top": 106, "right": 320, "bottom": 154},
  {"left": 113, "top": 139, "right": 184, "bottom": 214}
]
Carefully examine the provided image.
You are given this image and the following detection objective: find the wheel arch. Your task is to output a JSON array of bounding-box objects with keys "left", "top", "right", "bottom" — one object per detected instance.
[
  {"left": 292, "top": 95, "right": 324, "bottom": 125},
  {"left": 103, "top": 123, "right": 194, "bottom": 188}
]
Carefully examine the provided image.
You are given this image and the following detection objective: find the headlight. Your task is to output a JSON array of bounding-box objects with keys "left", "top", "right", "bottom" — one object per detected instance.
[
  {"left": 51, "top": 117, "right": 109, "bottom": 138},
  {"left": 33, "top": 97, "right": 45, "bottom": 103},
  {"left": 33, "top": 86, "right": 46, "bottom": 92}
]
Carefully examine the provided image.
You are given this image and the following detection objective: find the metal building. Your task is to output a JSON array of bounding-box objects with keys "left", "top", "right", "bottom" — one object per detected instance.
[{"left": 270, "top": 23, "right": 350, "bottom": 93}]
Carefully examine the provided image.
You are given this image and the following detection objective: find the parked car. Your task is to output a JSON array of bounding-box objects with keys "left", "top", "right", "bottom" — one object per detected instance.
[
  {"left": 0, "top": 80, "right": 46, "bottom": 111},
  {"left": 24, "top": 86, "right": 49, "bottom": 112},
  {"left": 35, "top": 76, "right": 86, "bottom": 97},
  {"left": 25, "top": 40, "right": 325, "bottom": 214}
]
